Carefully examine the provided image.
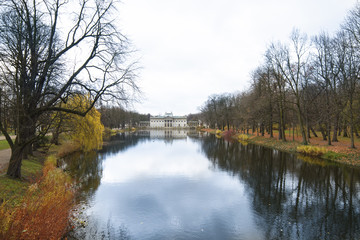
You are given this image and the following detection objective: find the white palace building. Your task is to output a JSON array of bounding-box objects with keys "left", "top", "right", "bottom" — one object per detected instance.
[{"left": 149, "top": 112, "right": 188, "bottom": 128}]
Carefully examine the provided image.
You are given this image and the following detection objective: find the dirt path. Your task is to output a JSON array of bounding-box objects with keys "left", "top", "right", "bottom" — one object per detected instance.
[
  {"left": 0, "top": 135, "right": 15, "bottom": 173},
  {"left": 0, "top": 148, "right": 11, "bottom": 174}
]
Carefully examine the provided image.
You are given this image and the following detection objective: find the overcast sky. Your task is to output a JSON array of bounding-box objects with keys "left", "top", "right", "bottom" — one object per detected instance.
[{"left": 117, "top": 0, "right": 357, "bottom": 116}]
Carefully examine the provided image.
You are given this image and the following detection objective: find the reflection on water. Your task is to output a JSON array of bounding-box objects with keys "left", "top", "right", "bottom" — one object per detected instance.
[{"left": 64, "top": 130, "right": 360, "bottom": 240}]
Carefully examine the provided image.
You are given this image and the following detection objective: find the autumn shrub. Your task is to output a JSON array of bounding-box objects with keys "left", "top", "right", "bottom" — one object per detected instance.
[
  {"left": 238, "top": 134, "right": 249, "bottom": 141},
  {"left": 53, "top": 94, "right": 104, "bottom": 152},
  {"left": 66, "top": 96, "right": 104, "bottom": 152},
  {"left": 215, "top": 129, "right": 222, "bottom": 135},
  {"left": 296, "top": 145, "right": 328, "bottom": 157},
  {"left": 223, "top": 130, "right": 235, "bottom": 139},
  {"left": 0, "top": 155, "right": 75, "bottom": 240}
]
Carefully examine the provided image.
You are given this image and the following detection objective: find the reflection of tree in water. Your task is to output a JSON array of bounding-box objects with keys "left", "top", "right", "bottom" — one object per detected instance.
[
  {"left": 197, "top": 134, "right": 360, "bottom": 240},
  {"left": 61, "top": 133, "right": 150, "bottom": 203},
  {"left": 63, "top": 131, "right": 198, "bottom": 204},
  {"left": 101, "top": 132, "right": 150, "bottom": 156},
  {"left": 60, "top": 151, "right": 103, "bottom": 203}
]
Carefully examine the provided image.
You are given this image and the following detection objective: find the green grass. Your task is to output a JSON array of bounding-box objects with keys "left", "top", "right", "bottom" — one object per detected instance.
[
  {"left": 0, "top": 158, "right": 43, "bottom": 207},
  {"left": 0, "top": 140, "right": 10, "bottom": 150},
  {"left": 322, "top": 151, "right": 345, "bottom": 161},
  {"left": 22, "top": 158, "right": 43, "bottom": 179},
  {"left": 0, "top": 175, "right": 28, "bottom": 206}
]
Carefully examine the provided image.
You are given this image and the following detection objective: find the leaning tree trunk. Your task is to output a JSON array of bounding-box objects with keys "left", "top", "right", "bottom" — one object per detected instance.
[
  {"left": 6, "top": 143, "right": 25, "bottom": 178},
  {"left": 7, "top": 115, "right": 37, "bottom": 178},
  {"left": 319, "top": 124, "right": 327, "bottom": 141}
]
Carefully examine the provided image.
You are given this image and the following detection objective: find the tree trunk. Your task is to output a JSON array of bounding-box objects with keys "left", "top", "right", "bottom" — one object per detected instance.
[
  {"left": 310, "top": 127, "right": 318, "bottom": 137},
  {"left": 296, "top": 103, "right": 308, "bottom": 145},
  {"left": 7, "top": 144, "right": 24, "bottom": 178},
  {"left": 51, "top": 116, "right": 63, "bottom": 145},
  {"left": 319, "top": 124, "right": 327, "bottom": 141},
  {"left": 269, "top": 113, "right": 273, "bottom": 138},
  {"left": 332, "top": 120, "right": 338, "bottom": 143},
  {"left": 306, "top": 119, "right": 311, "bottom": 139},
  {"left": 326, "top": 122, "right": 332, "bottom": 146},
  {"left": 281, "top": 106, "right": 286, "bottom": 142},
  {"left": 51, "top": 131, "right": 60, "bottom": 145},
  {"left": 6, "top": 115, "right": 37, "bottom": 178},
  {"left": 278, "top": 102, "right": 286, "bottom": 141},
  {"left": 343, "top": 123, "right": 348, "bottom": 138},
  {"left": 23, "top": 144, "right": 33, "bottom": 159},
  {"left": 349, "top": 100, "right": 355, "bottom": 148}
]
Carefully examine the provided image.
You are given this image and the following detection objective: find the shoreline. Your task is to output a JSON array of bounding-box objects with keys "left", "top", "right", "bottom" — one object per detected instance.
[{"left": 201, "top": 128, "right": 360, "bottom": 167}]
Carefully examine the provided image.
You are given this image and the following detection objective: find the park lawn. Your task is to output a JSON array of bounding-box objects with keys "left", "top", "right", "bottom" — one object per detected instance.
[
  {"left": 0, "top": 140, "right": 10, "bottom": 150},
  {"left": 0, "top": 158, "right": 43, "bottom": 207}
]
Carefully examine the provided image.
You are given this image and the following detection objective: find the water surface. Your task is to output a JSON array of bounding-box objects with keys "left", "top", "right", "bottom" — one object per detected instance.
[{"left": 64, "top": 130, "right": 360, "bottom": 240}]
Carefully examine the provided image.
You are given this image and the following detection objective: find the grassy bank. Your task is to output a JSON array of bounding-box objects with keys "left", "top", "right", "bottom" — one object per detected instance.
[
  {"left": 0, "top": 140, "right": 10, "bottom": 151},
  {"left": 0, "top": 158, "right": 43, "bottom": 207},
  {"left": 202, "top": 128, "right": 360, "bottom": 166},
  {"left": 0, "top": 143, "right": 77, "bottom": 239}
]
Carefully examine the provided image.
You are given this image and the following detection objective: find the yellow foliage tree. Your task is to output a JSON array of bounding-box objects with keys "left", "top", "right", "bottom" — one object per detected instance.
[{"left": 57, "top": 95, "right": 104, "bottom": 152}]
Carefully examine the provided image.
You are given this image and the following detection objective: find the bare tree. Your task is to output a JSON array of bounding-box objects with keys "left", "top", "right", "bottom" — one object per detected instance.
[
  {"left": 341, "top": 4, "right": 360, "bottom": 148},
  {"left": 0, "top": 0, "right": 139, "bottom": 178},
  {"left": 266, "top": 44, "right": 288, "bottom": 141},
  {"left": 313, "top": 32, "right": 342, "bottom": 145},
  {"left": 335, "top": 31, "right": 359, "bottom": 148},
  {"left": 267, "top": 29, "right": 311, "bottom": 145}
]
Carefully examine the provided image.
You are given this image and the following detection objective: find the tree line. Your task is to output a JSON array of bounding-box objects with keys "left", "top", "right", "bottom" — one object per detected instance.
[
  {"left": 0, "top": 0, "right": 139, "bottom": 178},
  {"left": 200, "top": 3, "right": 360, "bottom": 148},
  {"left": 99, "top": 106, "right": 149, "bottom": 129}
]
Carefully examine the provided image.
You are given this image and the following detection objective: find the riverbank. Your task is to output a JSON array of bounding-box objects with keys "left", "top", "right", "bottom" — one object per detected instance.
[
  {"left": 201, "top": 128, "right": 360, "bottom": 167},
  {"left": 0, "top": 141, "right": 78, "bottom": 239}
]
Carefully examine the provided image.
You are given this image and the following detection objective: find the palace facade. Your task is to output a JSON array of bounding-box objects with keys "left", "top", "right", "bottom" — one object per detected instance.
[{"left": 149, "top": 112, "right": 188, "bottom": 128}]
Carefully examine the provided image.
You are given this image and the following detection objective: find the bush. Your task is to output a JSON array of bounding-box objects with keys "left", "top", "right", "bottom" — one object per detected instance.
[
  {"left": 0, "top": 156, "right": 75, "bottom": 239},
  {"left": 215, "top": 129, "right": 222, "bottom": 135},
  {"left": 238, "top": 134, "right": 249, "bottom": 141},
  {"left": 296, "top": 145, "right": 328, "bottom": 157},
  {"left": 223, "top": 130, "right": 235, "bottom": 139}
]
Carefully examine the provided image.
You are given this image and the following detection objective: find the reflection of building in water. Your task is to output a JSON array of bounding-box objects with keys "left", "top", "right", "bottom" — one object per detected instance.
[
  {"left": 150, "top": 129, "right": 188, "bottom": 138},
  {"left": 149, "top": 112, "right": 188, "bottom": 128},
  {"left": 139, "top": 121, "right": 150, "bottom": 128},
  {"left": 136, "top": 130, "right": 197, "bottom": 139}
]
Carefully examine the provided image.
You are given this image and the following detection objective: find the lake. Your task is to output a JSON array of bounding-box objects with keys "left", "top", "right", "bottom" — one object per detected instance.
[{"left": 63, "top": 130, "right": 360, "bottom": 240}]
